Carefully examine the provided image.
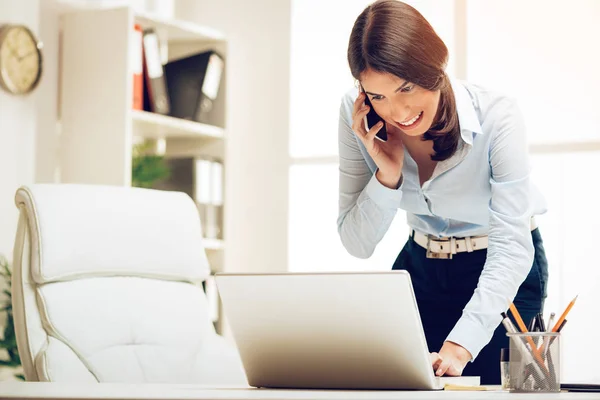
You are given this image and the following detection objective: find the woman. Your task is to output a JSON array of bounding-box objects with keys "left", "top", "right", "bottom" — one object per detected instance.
[{"left": 337, "top": 0, "right": 548, "bottom": 385}]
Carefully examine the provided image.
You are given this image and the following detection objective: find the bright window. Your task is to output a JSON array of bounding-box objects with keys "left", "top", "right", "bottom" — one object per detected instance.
[{"left": 288, "top": 0, "right": 600, "bottom": 382}]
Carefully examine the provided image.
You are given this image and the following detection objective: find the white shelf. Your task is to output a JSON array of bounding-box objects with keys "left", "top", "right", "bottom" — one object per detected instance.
[
  {"left": 132, "top": 110, "right": 224, "bottom": 140},
  {"left": 135, "top": 11, "right": 225, "bottom": 42},
  {"left": 203, "top": 238, "right": 224, "bottom": 251},
  {"left": 57, "top": 3, "right": 225, "bottom": 42}
]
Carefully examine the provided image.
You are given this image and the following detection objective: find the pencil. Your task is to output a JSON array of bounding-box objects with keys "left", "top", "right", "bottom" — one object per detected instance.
[
  {"left": 509, "top": 303, "right": 549, "bottom": 375},
  {"left": 552, "top": 295, "right": 578, "bottom": 332}
]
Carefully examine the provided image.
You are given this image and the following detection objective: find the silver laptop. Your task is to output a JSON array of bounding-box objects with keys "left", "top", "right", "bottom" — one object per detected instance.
[{"left": 214, "top": 270, "right": 480, "bottom": 390}]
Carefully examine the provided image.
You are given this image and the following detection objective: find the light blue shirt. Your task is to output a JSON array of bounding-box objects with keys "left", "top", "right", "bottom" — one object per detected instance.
[{"left": 337, "top": 77, "right": 547, "bottom": 360}]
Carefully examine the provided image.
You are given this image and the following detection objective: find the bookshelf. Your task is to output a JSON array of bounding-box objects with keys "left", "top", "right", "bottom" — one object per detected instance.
[{"left": 58, "top": 6, "right": 227, "bottom": 329}]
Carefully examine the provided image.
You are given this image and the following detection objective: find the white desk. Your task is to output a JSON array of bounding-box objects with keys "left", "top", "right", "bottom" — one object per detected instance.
[{"left": 0, "top": 382, "right": 598, "bottom": 400}]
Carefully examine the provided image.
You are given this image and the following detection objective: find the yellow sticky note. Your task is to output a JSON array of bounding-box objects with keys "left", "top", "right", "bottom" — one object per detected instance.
[{"left": 444, "top": 383, "right": 488, "bottom": 391}]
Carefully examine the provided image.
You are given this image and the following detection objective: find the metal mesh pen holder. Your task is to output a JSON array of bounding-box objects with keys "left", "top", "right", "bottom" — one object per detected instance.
[{"left": 506, "top": 332, "right": 560, "bottom": 392}]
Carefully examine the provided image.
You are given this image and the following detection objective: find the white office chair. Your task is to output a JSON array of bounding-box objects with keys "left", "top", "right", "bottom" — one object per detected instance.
[{"left": 11, "top": 184, "right": 246, "bottom": 384}]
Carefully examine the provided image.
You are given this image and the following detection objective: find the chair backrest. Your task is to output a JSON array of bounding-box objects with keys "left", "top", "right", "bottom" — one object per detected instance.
[{"left": 11, "top": 184, "right": 246, "bottom": 384}]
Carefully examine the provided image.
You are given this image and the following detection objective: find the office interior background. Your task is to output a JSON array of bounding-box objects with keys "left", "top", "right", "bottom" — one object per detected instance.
[{"left": 0, "top": 0, "right": 598, "bottom": 384}]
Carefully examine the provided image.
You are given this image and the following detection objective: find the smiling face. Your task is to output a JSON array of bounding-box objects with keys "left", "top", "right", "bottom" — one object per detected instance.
[{"left": 360, "top": 69, "right": 441, "bottom": 137}]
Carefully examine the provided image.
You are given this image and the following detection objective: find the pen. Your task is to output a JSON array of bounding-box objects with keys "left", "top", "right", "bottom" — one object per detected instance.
[
  {"left": 536, "top": 312, "right": 546, "bottom": 332},
  {"left": 528, "top": 315, "right": 537, "bottom": 332},
  {"left": 539, "top": 312, "right": 556, "bottom": 353},
  {"left": 556, "top": 318, "right": 567, "bottom": 332},
  {"left": 540, "top": 312, "right": 555, "bottom": 357},
  {"left": 552, "top": 295, "right": 578, "bottom": 332},
  {"left": 548, "top": 319, "right": 567, "bottom": 347},
  {"left": 500, "top": 312, "right": 517, "bottom": 333},
  {"left": 539, "top": 318, "right": 568, "bottom": 356},
  {"left": 546, "top": 312, "right": 555, "bottom": 333}
]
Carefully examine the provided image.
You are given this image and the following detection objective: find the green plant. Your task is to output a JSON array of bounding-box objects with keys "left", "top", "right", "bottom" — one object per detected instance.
[
  {"left": 0, "top": 255, "right": 24, "bottom": 380},
  {"left": 131, "top": 141, "right": 171, "bottom": 188}
]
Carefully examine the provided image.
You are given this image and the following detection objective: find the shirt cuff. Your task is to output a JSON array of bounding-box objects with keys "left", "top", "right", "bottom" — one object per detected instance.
[
  {"left": 364, "top": 170, "right": 403, "bottom": 209},
  {"left": 445, "top": 315, "right": 496, "bottom": 362}
]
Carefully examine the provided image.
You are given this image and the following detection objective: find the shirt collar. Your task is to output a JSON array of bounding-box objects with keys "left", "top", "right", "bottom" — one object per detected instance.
[{"left": 449, "top": 77, "right": 483, "bottom": 146}]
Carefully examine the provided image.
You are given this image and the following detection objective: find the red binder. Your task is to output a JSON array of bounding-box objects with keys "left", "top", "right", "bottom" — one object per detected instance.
[{"left": 132, "top": 23, "right": 143, "bottom": 110}]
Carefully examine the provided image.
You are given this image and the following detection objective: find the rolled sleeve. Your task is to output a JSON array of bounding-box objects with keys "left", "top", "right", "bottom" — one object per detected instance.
[
  {"left": 364, "top": 170, "right": 404, "bottom": 209},
  {"left": 446, "top": 314, "right": 497, "bottom": 361},
  {"left": 337, "top": 93, "right": 402, "bottom": 259}
]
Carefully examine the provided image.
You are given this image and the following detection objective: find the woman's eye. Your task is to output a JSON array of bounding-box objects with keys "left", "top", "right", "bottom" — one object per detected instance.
[
  {"left": 401, "top": 85, "right": 415, "bottom": 93},
  {"left": 371, "top": 95, "right": 383, "bottom": 101}
]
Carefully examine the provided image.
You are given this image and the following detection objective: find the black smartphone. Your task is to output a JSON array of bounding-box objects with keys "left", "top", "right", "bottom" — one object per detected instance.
[{"left": 360, "top": 86, "right": 387, "bottom": 141}]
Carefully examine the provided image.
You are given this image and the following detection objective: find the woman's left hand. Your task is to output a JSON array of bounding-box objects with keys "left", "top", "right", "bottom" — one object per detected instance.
[{"left": 430, "top": 341, "right": 472, "bottom": 377}]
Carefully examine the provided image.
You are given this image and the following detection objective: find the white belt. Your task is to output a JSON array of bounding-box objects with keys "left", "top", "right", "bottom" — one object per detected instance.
[{"left": 411, "top": 218, "right": 538, "bottom": 260}]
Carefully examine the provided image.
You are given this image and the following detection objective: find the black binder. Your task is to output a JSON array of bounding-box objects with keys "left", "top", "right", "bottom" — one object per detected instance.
[{"left": 163, "top": 50, "right": 224, "bottom": 124}]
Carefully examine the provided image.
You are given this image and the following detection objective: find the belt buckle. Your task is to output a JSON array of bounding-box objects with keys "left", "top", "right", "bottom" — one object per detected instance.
[{"left": 426, "top": 236, "right": 453, "bottom": 260}]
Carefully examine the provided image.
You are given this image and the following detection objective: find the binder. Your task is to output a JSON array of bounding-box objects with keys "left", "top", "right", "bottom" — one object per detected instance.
[
  {"left": 163, "top": 50, "right": 224, "bottom": 124},
  {"left": 195, "top": 158, "right": 213, "bottom": 238},
  {"left": 142, "top": 28, "right": 170, "bottom": 114},
  {"left": 132, "top": 24, "right": 143, "bottom": 110},
  {"left": 210, "top": 160, "right": 224, "bottom": 240},
  {"left": 201, "top": 159, "right": 223, "bottom": 240},
  {"left": 151, "top": 156, "right": 221, "bottom": 239}
]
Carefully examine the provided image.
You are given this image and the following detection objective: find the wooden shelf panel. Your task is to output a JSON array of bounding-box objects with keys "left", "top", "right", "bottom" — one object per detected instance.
[
  {"left": 132, "top": 110, "right": 224, "bottom": 140},
  {"left": 135, "top": 12, "right": 225, "bottom": 42}
]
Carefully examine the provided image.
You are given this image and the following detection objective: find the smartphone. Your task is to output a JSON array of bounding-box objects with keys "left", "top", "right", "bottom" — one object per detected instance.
[{"left": 360, "top": 86, "right": 387, "bottom": 141}]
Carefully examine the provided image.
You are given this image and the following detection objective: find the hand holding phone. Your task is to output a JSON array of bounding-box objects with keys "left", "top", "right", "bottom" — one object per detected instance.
[
  {"left": 363, "top": 95, "right": 387, "bottom": 142},
  {"left": 352, "top": 87, "right": 405, "bottom": 189}
]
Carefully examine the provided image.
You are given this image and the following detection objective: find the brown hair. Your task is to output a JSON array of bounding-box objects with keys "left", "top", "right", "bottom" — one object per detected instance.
[{"left": 347, "top": 0, "right": 460, "bottom": 161}]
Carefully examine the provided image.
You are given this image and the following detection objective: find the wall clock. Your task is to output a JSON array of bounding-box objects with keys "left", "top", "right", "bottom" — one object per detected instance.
[{"left": 0, "top": 24, "right": 43, "bottom": 95}]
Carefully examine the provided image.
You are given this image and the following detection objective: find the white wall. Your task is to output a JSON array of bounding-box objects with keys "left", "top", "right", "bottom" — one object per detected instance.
[
  {"left": 35, "top": 0, "right": 62, "bottom": 184},
  {"left": 174, "top": 0, "right": 291, "bottom": 274},
  {"left": 0, "top": 0, "right": 40, "bottom": 259},
  {"left": 0, "top": 0, "right": 63, "bottom": 258},
  {"left": 0, "top": 0, "right": 40, "bottom": 381},
  {"left": 467, "top": 0, "right": 600, "bottom": 146}
]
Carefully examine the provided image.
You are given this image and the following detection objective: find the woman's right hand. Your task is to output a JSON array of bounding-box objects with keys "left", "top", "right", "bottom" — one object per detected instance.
[{"left": 352, "top": 92, "right": 405, "bottom": 189}]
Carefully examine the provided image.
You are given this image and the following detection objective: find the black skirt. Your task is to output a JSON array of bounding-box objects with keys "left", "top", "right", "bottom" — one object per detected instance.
[{"left": 392, "top": 228, "right": 548, "bottom": 385}]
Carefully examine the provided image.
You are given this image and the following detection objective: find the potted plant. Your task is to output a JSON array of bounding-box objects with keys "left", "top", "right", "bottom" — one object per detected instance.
[
  {"left": 0, "top": 255, "right": 24, "bottom": 380},
  {"left": 131, "top": 140, "right": 171, "bottom": 188}
]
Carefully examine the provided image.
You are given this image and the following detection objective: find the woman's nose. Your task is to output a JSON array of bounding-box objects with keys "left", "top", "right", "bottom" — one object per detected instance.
[{"left": 388, "top": 102, "right": 411, "bottom": 123}]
